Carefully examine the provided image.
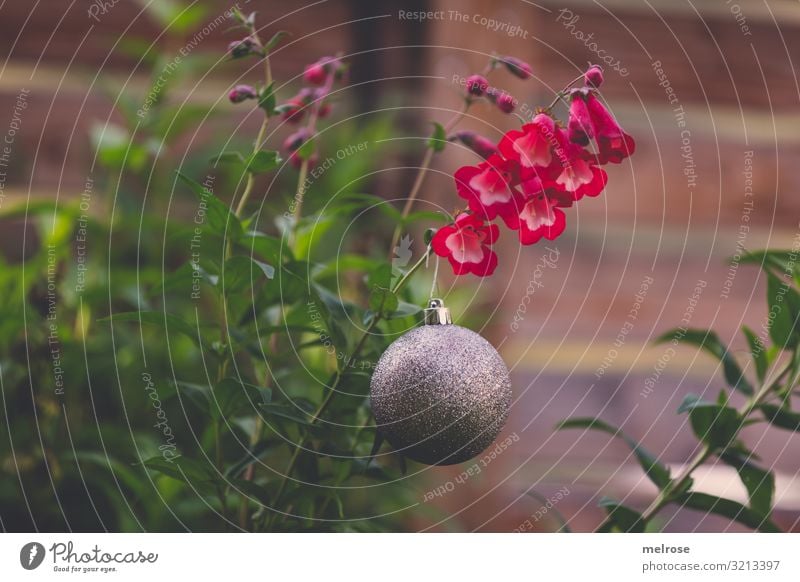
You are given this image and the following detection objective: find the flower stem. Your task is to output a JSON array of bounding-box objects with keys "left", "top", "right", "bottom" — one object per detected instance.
[
  {"left": 545, "top": 72, "right": 586, "bottom": 111},
  {"left": 388, "top": 102, "right": 471, "bottom": 258}
]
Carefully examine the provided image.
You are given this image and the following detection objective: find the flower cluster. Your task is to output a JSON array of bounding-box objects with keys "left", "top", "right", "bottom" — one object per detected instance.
[
  {"left": 279, "top": 56, "right": 347, "bottom": 169},
  {"left": 433, "top": 64, "right": 634, "bottom": 277}
]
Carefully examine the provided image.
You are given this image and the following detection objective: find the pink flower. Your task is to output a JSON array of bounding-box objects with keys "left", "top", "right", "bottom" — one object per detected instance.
[
  {"left": 466, "top": 74, "right": 489, "bottom": 96},
  {"left": 550, "top": 137, "right": 608, "bottom": 201},
  {"left": 454, "top": 154, "right": 518, "bottom": 220},
  {"left": 451, "top": 130, "right": 498, "bottom": 160},
  {"left": 500, "top": 56, "right": 533, "bottom": 80},
  {"left": 228, "top": 84, "right": 257, "bottom": 104},
  {"left": 584, "top": 65, "right": 604, "bottom": 88},
  {"left": 432, "top": 213, "right": 499, "bottom": 277},
  {"left": 502, "top": 190, "right": 566, "bottom": 246},
  {"left": 567, "top": 93, "right": 594, "bottom": 146},
  {"left": 499, "top": 113, "right": 555, "bottom": 169},
  {"left": 584, "top": 93, "right": 635, "bottom": 163}
]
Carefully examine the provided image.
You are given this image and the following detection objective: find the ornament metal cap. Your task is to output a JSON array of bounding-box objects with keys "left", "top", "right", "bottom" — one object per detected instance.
[{"left": 424, "top": 298, "right": 452, "bottom": 325}]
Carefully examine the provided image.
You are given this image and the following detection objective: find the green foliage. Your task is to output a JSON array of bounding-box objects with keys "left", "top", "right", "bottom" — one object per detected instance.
[{"left": 558, "top": 249, "right": 800, "bottom": 532}]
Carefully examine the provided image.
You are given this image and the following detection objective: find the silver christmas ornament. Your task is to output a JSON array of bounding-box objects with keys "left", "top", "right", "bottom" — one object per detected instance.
[{"left": 370, "top": 299, "right": 512, "bottom": 465}]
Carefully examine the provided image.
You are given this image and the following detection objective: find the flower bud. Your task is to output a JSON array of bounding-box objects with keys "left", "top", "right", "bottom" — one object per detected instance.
[
  {"left": 228, "top": 84, "right": 257, "bottom": 104},
  {"left": 465, "top": 74, "right": 489, "bottom": 97},
  {"left": 228, "top": 37, "right": 257, "bottom": 60},
  {"left": 584, "top": 65, "right": 604, "bottom": 88},
  {"left": 283, "top": 128, "right": 312, "bottom": 152},
  {"left": 500, "top": 56, "right": 533, "bottom": 80},
  {"left": 452, "top": 130, "right": 498, "bottom": 159},
  {"left": 318, "top": 102, "right": 332, "bottom": 118},
  {"left": 490, "top": 90, "right": 516, "bottom": 114},
  {"left": 304, "top": 61, "right": 328, "bottom": 86}
]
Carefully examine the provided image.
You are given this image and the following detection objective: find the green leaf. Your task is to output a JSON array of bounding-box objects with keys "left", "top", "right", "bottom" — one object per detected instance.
[
  {"left": 177, "top": 172, "right": 242, "bottom": 241},
  {"left": 225, "top": 441, "right": 276, "bottom": 479},
  {"left": 223, "top": 255, "right": 275, "bottom": 294},
  {"left": 296, "top": 137, "right": 316, "bottom": 160},
  {"left": 656, "top": 328, "right": 753, "bottom": 395},
  {"left": 143, "top": 456, "right": 219, "bottom": 496},
  {"left": 427, "top": 122, "right": 447, "bottom": 152},
  {"left": 239, "top": 231, "right": 286, "bottom": 265},
  {"left": 263, "top": 30, "right": 289, "bottom": 52},
  {"left": 100, "top": 311, "right": 201, "bottom": 344},
  {"left": 229, "top": 478, "right": 271, "bottom": 507},
  {"left": 766, "top": 271, "right": 800, "bottom": 349},
  {"left": 596, "top": 497, "right": 645, "bottom": 532},
  {"left": 210, "top": 151, "right": 245, "bottom": 166},
  {"left": 760, "top": 403, "right": 800, "bottom": 431},
  {"left": 214, "top": 377, "right": 270, "bottom": 419},
  {"left": 675, "top": 492, "right": 781, "bottom": 532},
  {"left": 369, "top": 287, "right": 399, "bottom": 318},
  {"left": 247, "top": 150, "right": 281, "bottom": 174},
  {"left": 742, "top": 326, "right": 768, "bottom": 383},
  {"left": 719, "top": 451, "right": 774, "bottom": 517},
  {"left": 258, "top": 82, "right": 277, "bottom": 114},
  {"left": 556, "top": 418, "right": 671, "bottom": 490},
  {"left": 678, "top": 395, "right": 741, "bottom": 450}
]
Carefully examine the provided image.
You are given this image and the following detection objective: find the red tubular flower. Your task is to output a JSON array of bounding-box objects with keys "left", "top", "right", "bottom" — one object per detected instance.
[
  {"left": 584, "top": 92, "right": 636, "bottom": 163},
  {"left": 499, "top": 113, "right": 556, "bottom": 169},
  {"left": 465, "top": 74, "right": 489, "bottom": 96},
  {"left": 454, "top": 154, "right": 518, "bottom": 220},
  {"left": 451, "top": 130, "right": 498, "bottom": 160},
  {"left": 551, "top": 138, "right": 608, "bottom": 201},
  {"left": 502, "top": 190, "right": 566, "bottom": 245},
  {"left": 567, "top": 92, "right": 594, "bottom": 146},
  {"left": 499, "top": 56, "right": 533, "bottom": 80},
  {"left": 431, "top": 213, "right": 499, "bottom": 277},
  {"left": 228, "top": 84, "right": 257, "bottom": 103}
]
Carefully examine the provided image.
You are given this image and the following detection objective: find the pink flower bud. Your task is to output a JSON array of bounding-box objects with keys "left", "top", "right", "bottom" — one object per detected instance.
[
  {"left": 304, "top": 62, "right": 328, "bottom": 86},
  {"left": 492, "top": 91, "right": 516, "bottom": 114},
  {"left": 585, "top": 65, "right": 604, "bottom": 88},
  {"left": 500, "top": 56, "right": 533, "bottom": 80},
  {"left": 228, "top": 84, "right": 257, "bottom": 104},
  {"left": 452, "top": 130, "right": 498, "bottom": 159},
  {"left": 283, "top": 128, "right": 312, "bottom": 152},
  {"left": 318, "top": 103, "right": 332, "bottom": 118},
  {"left": 465, "top": 74, "right": 489, "bottom": 97}
]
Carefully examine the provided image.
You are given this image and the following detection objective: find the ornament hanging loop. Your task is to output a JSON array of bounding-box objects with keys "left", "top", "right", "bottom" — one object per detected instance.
[{"left": 424, "top": 298, "right": 452, "bottom": 325}]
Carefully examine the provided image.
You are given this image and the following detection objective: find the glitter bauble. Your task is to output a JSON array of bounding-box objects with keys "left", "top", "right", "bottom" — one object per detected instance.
[{"left": 369, "top": 300, "right": 512, "bottom": 465}]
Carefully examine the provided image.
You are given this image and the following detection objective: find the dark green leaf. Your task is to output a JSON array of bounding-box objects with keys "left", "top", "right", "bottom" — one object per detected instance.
[
  {"left": 223, "top": 255, "right": 275, "bottom": 294},
  {"left": 427, "top": 122, "right": 447, "bottom": 152},
  {"left": 596, "top": 497, "right": 645, "bottom": 532},
  {"left": 214, "top": 377, "right": 269, "bottom": 418},
  {"left": 177, "top": 172, "right": 242, "bottom": 241},
  {"left": 678, "top": 396, "right": 740, "bottom": 450},
  {"left": 369, "top": 287, "right": 399, "bottom": 318},
  {"left": 742, "top": 326, "right": 768, "bottom": 383},
  {"left": 719, "top": 451, "right": 774, "bottom": 517},
  {"left": 556, "top": 418, "right": 671, "bottom": 490},
  {"left": 760, "top": 403, "right": 800, "bottom": 431},
  {"left": 766, "top": 271, "right": 800, "bottom": 349},
  {"left": 100, "top": 311, "right": 201, "bottom": 344},
  {"left": 675, "top": 492, "right": 781, "bottom": 532},
  {"left": 656, "top": 328, "right": 753, "bottom": 395},
  {"left": 143, "top": 456, "right": 219, "bottom": 496},
  {"left": 258, "top": 82, "right": 277, "bottom": 114}
]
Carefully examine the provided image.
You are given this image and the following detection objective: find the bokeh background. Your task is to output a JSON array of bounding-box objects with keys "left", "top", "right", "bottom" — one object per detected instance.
[{"left": 1, "top": 0, "right": 799, "bottom": 532}]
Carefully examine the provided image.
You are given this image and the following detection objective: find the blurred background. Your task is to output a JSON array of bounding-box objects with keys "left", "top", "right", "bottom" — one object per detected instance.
[{"left": 1, "top": 0, "right": 799, "bottom": 532}]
